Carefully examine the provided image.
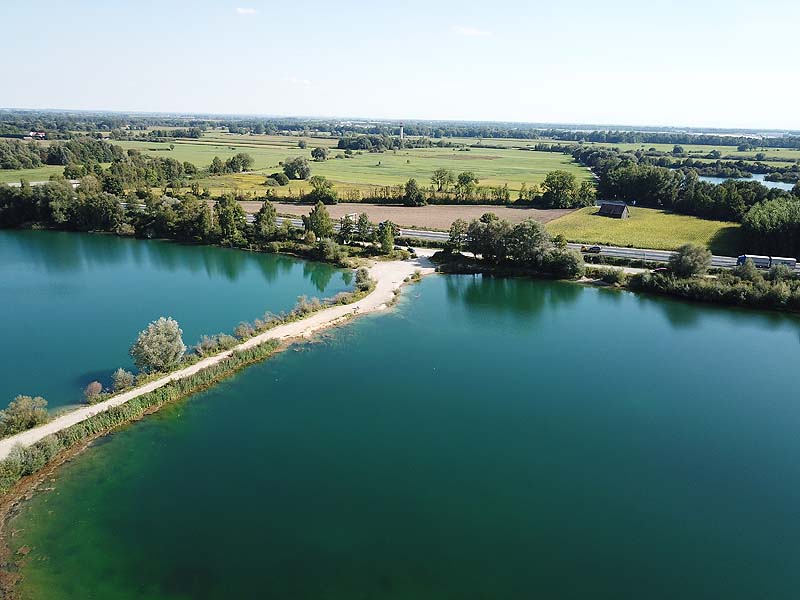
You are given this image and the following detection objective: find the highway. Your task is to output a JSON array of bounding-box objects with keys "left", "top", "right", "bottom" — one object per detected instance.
[{"left": 275, "top": 218, "right": 743, "bottom": 269}]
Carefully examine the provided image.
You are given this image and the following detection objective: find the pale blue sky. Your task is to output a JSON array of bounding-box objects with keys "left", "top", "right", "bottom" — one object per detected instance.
[{"left": 2, "top": 0, "right": 799, "bottom": 129}]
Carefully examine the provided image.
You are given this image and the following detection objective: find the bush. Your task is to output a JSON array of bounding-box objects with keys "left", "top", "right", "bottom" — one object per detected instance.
[
  {"left": 0, "top": 395, "right": 49, "bottom": 438},
  {"left": 83, "top": 381, "right": 103, "bottom": 403},
  {"left": 669, "top": 243, "right": 711, "bottom": 277},
  {"left": 543, "top": 248, "right": 585, "bottom": 279},
  {"left": 355, "top": 267, "right": 374, "bottom": 291},
  {"left": 269, "top": 172, "right": 290, "bottom": 186},
  {"left": 112, "top": 368, "right": 135, "bottom": 392},
  {"left": 601, "top": 268, "right": 628, "bottom": 285}
]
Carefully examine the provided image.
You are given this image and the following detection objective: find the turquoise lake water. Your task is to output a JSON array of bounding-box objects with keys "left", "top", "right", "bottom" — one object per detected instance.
[
  {"left": 0, "top": 230, "right": 350, "bottom": 408},
  {"left": 8, "top": 273, "right": 800, "bottom": 599}
]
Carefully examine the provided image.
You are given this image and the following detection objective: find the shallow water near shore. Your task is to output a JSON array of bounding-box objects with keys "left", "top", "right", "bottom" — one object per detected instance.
[
  {"left": 8, "top": 274, "right": 800, "bottom": 599},
  {"left": 0, "top": 230, "right": 350, "bottom": 408}
]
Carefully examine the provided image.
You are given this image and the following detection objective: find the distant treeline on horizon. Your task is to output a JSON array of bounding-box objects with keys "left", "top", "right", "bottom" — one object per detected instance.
[{"left": 1, "top": 109, "right": 798, "bottom": 148}]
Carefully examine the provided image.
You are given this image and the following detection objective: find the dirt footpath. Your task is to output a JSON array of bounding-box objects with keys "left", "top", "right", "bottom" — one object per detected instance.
[{"left": 240, "top": 202, "right": 573, "bottom": 231}]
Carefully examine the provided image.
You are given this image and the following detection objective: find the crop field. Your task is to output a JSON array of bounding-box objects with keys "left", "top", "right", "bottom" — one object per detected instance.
[
  {"left": 546, "top": 206, "right": 742, "bottom": 254},
  {"left": 241, "top": 201, "right": 573, "bottom": 231}
]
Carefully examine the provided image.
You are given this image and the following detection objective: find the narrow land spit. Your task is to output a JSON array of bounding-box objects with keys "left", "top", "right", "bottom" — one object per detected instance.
[{"left": 0, "top": 253, "right": 436, "bottom": 460}]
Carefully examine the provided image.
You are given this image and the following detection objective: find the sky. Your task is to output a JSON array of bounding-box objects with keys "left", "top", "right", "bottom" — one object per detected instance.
[{"left": 2, "top": 0, "right": 800, "bottom": 130}]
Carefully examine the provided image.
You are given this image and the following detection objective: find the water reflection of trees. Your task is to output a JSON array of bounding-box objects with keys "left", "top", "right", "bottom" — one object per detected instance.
[{"left": 443, "top": 274, "right": 582, "bottom": 321}]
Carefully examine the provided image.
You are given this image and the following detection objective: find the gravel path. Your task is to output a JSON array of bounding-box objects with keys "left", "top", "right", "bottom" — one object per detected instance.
[{"left": 0, "top": 254, "right": 436, "bottom": 460}]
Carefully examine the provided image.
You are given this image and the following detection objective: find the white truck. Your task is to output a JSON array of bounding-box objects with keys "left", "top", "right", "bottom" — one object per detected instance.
[{"left": 737, "top": 255, "right": 797, "bottom": 269}]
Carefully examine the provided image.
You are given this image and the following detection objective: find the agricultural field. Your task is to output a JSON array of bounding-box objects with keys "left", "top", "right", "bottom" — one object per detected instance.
[
  {"left": 124, "top": 132, "right": 592, "bottom": 196},
  {"left": 241, "top": 201, "right": 573, "bottom": 231},
  {"left": 546, "top": 206, "right": 743, "bottom": 255}
]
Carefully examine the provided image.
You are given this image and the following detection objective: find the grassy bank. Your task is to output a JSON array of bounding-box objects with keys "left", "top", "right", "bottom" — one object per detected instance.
[{"left": 546, "top": 206, "right": 742, "bottom": 254}]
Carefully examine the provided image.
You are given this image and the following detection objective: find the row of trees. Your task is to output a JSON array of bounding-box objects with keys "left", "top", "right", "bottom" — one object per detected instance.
[
  {"left": 573, "top": 146, "right": 800, "bottom": 222},
  {"left": 444, "top": 213, "right": 584, "bottom": 278},
  {"left": 208, "top": 153, "right": 254, "bottom": 175},
  {"left": 0, "top": 136, "right": 126, "bottom": 171}
]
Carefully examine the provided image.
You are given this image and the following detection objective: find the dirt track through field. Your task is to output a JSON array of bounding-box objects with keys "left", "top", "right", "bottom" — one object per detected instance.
[{"left": 241, "top": 202, "right": 574, "bottom": 231}]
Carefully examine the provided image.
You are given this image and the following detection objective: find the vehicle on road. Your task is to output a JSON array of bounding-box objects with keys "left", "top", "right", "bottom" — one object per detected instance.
[
  {"left": 581, "top": 245, "right": 602, "bottom": 254},
  {"left": 737, "top": 255, "right": 796, "bottom": 269}
]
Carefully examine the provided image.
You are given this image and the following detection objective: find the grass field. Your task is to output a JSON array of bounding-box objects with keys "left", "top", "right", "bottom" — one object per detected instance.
[
  {"left": 546, "top": 206, "right": 742, "bottom": 254},
  {"left": 0, "top": 165, "right": 65, "bottom": 184},
  {"left": 115, "top": 133, "right": 591, "bottom": 196}
]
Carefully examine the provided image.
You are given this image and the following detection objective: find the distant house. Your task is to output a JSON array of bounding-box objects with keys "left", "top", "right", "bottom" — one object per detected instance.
[
  {"left": 597, "top": 202, "right": 630, "bottom": 219},
  {"left": 28, "top": 131, "right": 46, "bottom": 139}
]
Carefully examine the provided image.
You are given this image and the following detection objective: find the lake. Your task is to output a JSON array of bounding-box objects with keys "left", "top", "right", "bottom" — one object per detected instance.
[
  {"left": 8, "top": 274, "right": 800, "bottom": 599},
  {"left": 699, "top": 172, "right": 796, "bottom": 191},
  {"left": 0, "top": 230, "right": 351, "bottom": 409}
]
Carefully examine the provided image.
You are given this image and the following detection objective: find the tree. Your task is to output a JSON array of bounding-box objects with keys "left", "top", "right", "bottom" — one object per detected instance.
[
  {"left": 215, "top": 194, "right": 247, "bottom": 246},
  {"left": 446, "top": 218, "right": 468, "bottom": 253},
  {"left": 252, "top": 199, "right": 277, "bottom": 242},
  {"left": 302, "top": 201, "right": 334, "bottom": 239},
  {"left": 507, "top": 218, "right": 551, "bottom": 266},
  {"left": 541, "top": 170, "right": 578, "bottom": 208},
  {"left": 130, "top": 317, "right": 186, "bottom": 373},
  {"left": 112, "top": 368, "right": 135, "bottom": 392},
  {"left": 669, "top": 243, "right": 711, "bottom": 277},
  {"left": 311, "top": 147, "right": 329, "bottom": 162},
  {"left": 306, "top": 175, "right": 338, "bottom": 204},
  {"left": 672, "top": 145, "right": 685, "bottom": 156},
  {"left": 378, "top": 221, "right": 395, "bottom": 253},
  {"left": 431, "top": 168, "right": 455, "bottom": 192},
  {"left": 338, "top": 214, "right": 355, "bottom": 244},
  {"left": 83, "top": 381, "right": 103, "bottom": 403},
  {"left": 455, "top": 171, "right": 479, "bottom": 201},
  {"left": 403, "top": 178, "right": 426, "bottom": 206},
  {"left": 209, "top": 156, "right": 225, "bottom": 175},
  {"left": 355, "top": 213, "right": 374, "bottom": 242},
  {"left": 283, "top": 156, "right": 311, "bottom": 180},
  {"left": 298, "top": 139, "right": 307, "bottom": 149},
  {"left": 0, "top": 395, "right": 48, "bottom": 437}
]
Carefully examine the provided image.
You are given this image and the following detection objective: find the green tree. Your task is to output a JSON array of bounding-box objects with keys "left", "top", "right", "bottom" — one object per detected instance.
[
  {"left": 378, "top": 221, "right": 395, "bottom": 253},
  {"left": 209, "top": 156, "right": 225, "bottom": 175},
  {"left": 338, "top": 214, "right": 355, "bottom": 244},
  {"left": 283, "top": 156, "right": 311, "bottom": 180},
  {"left": 447, "top": 218, "right": 468, "bottom": 253},
  {"left": 455, "top": 171, "right": 479, "bottom": 201},
  {"left": 311, "top": 147, "right": 329, "bottom": 162},
  {"left": 302, "top": 201, "right": 334, "bottom": 239},
  {"left": 669, "top": 243, "right": 711, "bottom": 277},
  {"left": 306, "top": 175, "right": 338, "bottom": 204},
  {"left": 130, "top": 317, "right": 186, "bottom": 373},
  {"left": 541, "top": 170, "right": 578, "bottom": 208},
  {"left": 431, "top": 168, "right": 455, "bottom": 192},
  {"left": 215, "top": 194, "right": 247, "bottom": 246},
  {"left": 403, "top": 178, "right": 426, "bottom": 206},
  {"left": 507, "top": 218, "right": 551, "bottom": 266},
  {"left": 355, "top": 212, "right": 374, "bottom": 242},
  {"left": 252, "top": 199, "right": 278, "bottom": 242},
  {"left": 298, "top": 139, "right": 307, "bottom": 149}
]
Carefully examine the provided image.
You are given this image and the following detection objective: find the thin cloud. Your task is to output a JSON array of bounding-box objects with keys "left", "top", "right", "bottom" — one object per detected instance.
[
  {"left": 236, "top": 7, "right": 258, "bottom": 15},
  {"left": 288, "top": 76, "right": 312, "bottom": 86},
  {"left": 452, "top": 25, "right": 491, "bottom": 37}
]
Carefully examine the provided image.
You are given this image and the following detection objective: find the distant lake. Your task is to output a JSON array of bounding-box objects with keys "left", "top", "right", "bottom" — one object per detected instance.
[
  {"left": 0, "top": 230, "right": 351, "bottom": 409},
  {"left": 699, "top": 172, "right": 796, "bottom": 191},
  {"left": 9, "top": 275, "right": 800, "bottom": 599}
]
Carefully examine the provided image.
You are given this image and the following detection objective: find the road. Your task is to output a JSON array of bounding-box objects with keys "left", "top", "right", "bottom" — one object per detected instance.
[{"left": 270, "top": 217, "right": 742, "bottom": 268}]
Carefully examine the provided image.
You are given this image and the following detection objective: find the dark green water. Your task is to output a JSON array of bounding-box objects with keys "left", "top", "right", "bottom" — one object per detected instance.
[
  {"left": 0, "top": 230, "right": 350, "bottom": 408},
  {"left": 9, "top": 275, "right": 800, "bottom": 599}
]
